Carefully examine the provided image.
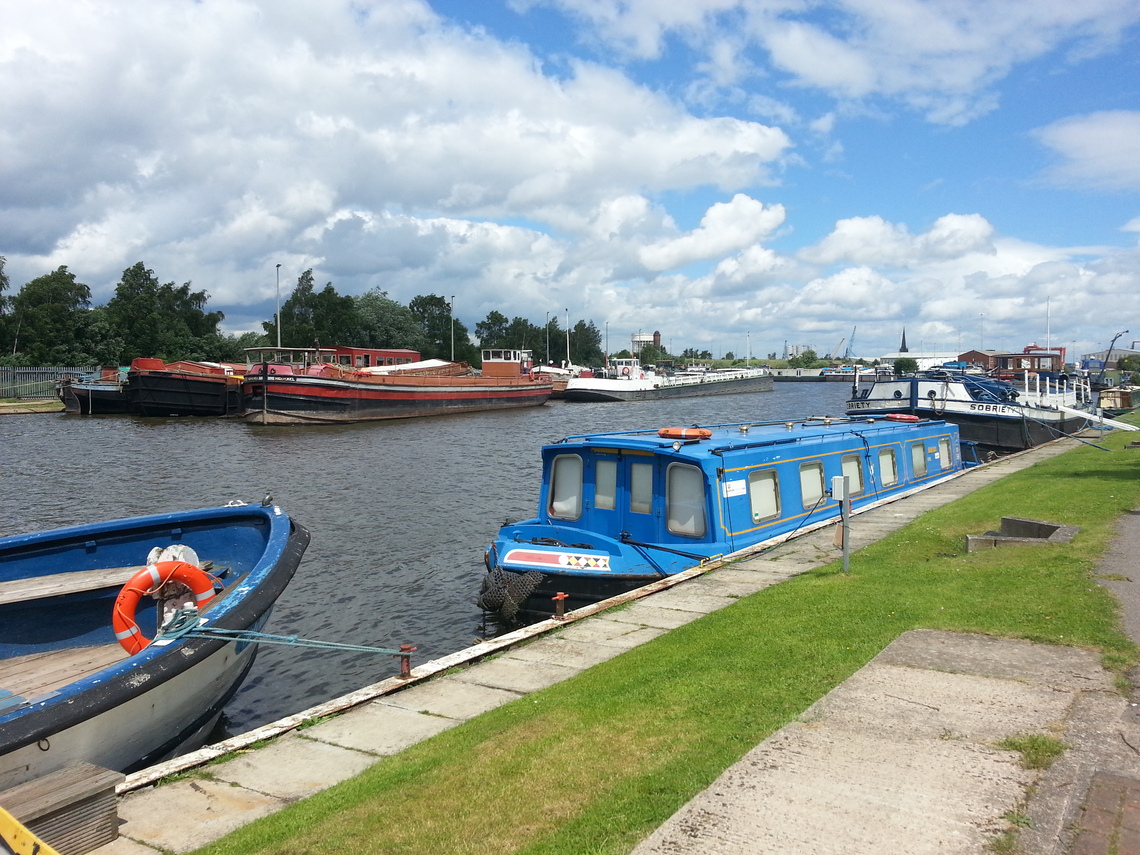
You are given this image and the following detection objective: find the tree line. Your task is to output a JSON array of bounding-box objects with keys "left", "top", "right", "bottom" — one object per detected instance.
[{"left": 0, "top": 258, "right": 607, "bottom": 368}]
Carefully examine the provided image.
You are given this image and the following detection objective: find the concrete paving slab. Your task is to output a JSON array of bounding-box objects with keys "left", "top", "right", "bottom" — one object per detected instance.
[
  {"left": 877, "top": 629, "right": 1114, "bottom": 691},
  {"left": 209, "top": 733, "right": 377, "bottom": 801},
  {"left": 116, "top": 778, "right": 287, "bottom": 854},
  {"left": 448, "top": 654, "right": 584, "bottom": 693},
  {"left": 87, "top": 838, "right": 161, "bottom": 855},
  {"left": 681, "top": 576, "right": 772, "bottom": 598},
  {"left": 592, "top": 625, "right": 667, "bottom": 650},
  {"left": 601, "top": 601, "right": 705, "bottom": 629},
  {"left": 633, "top": 723, "right": 1031, "bottom": 855},
  {"left": 553, "top": 615, "right": 664, "bottom": 643},
  {"left": 636, "top": 587, "right": 739, "bottom": 614},
  {"left": 802, "top": 661, "right": 1075, "bottom": 742},
  {"left": 303, "top": 701, "right": 460, "bottom": 755},
  {"left": 380, "top": 676, "right": 522, "bottom": 719},
  {"left": 501, "top": 636, "right": 627, "bottom": 669}
]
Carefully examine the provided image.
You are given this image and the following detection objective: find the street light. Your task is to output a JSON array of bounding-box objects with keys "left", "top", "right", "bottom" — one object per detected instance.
[
  {"left": 275, "top": 263, "right": 282, "bottom": 349},
  {"left": 979, "top": 313, "right": 984, "bottom": 351},
  {"left": 450, "top": 296, "right": 455, "bottom": 362},
  {"left": 546, "top": 312, "right": 550, "bottom": 365}
]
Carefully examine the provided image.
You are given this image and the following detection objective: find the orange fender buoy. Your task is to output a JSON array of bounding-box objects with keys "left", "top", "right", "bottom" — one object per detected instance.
[
  {"left": 112, "top": 560, "right": 217, "bottom": 654},
  {"left": 657, "top": 427, "right": 713, "bottom": 441},
  {"left": 887, "top": 413, "right": 920, "bottom": 422}
]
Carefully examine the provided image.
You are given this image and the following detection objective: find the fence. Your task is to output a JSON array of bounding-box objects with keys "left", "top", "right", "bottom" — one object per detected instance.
[{"left": 0, "top": 367, "right": 94, "bottom": 400}]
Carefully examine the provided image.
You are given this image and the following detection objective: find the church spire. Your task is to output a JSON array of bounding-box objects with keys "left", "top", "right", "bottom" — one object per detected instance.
[{"left": 899, "top": 328, "right": 909, "bottom": 353}]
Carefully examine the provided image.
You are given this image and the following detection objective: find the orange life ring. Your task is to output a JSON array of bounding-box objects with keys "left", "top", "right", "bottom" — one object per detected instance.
[
  {"left": 112, "top": 560, "right": 217, "bottom": 654},
  {"left": 621, "top": 367, "right": 631, "bottom": 377},
  {"left": 658, "top": 427, "right": 713, "bottom": 440},
  {"left": 887, "top": 413, "right": 920, "bottom": 422}
]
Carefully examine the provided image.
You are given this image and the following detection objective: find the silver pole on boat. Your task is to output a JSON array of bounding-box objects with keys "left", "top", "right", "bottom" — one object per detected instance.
[
  {"left": 275, "top": 263, "right": 282, "bottom": 349},
  {"left": 832, "top": 475, "right": 851, "bottom": 574},
  {"left": 450, "top": 296, "right": 455, "bottom": 362}
]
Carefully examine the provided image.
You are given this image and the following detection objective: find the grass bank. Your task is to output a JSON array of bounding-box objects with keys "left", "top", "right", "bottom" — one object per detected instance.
[{"left": 195, "top": 427, "right": 1140, "bottom": 855}]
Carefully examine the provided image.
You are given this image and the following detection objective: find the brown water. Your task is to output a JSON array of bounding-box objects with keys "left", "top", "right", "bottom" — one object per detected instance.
[{"left": 0, "top": 383, "right": 853, "bottom": 734}]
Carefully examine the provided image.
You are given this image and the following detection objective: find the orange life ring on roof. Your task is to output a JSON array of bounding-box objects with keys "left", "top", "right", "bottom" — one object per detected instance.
[
  {"left": 658, "top": 427, "right": 713, "bottom": 440},
  {"left": 112, "top": 560, "right": 217, "bottom": 655},
  {"left": 887, "top": 413, "right": 920, "bottom": 422}
]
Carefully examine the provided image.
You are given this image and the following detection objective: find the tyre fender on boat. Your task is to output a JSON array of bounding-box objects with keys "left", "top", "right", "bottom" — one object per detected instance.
[
  {"left": 657, "top": 427, "right": 713, "bottom": 440},
  {"left": 886, "top": 413, "right": 920, "bottom": 422},
  {"left": 112, "top": 560, "right": 217, "bottom": 655}
]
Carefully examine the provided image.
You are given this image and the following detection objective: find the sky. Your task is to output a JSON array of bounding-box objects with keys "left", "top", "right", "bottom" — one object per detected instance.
[{"left": 2, "top": 0, "right": 1140, "bottom": 361}]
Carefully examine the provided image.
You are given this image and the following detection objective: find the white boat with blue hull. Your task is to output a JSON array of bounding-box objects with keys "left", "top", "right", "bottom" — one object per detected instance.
[
  {"left": 478, "top": 416, "right": 971, "bottom": 621},
  {"left": 0, "top": 502, "right": 309, "bottom": 790},
  {"left": 846, "top": 369, "right": 1097, "bottom": 454}
]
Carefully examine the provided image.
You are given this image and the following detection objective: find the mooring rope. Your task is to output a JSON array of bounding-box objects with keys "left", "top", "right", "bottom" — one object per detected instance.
[{"left": 157, "top": 608, "right": 411, "bottom": 655}]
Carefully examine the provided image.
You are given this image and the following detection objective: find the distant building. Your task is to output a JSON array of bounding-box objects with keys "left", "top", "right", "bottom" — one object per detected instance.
[
  {"left": 957, "top": 350, "right": 1001, "bottom": 370},
  {"left": 631, "top": 331, "right": 661, "bottom": 355},
  {"left": 1082, "top": 348, "right": 1140, "bottom": 370}
]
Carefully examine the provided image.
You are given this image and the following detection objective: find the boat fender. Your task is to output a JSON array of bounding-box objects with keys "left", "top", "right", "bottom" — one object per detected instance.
[
  {"left": 657, "top": 427, "right": 713, "bottom": 440},
  {"left": 886, "top": 413, "right": 920, "bottom": 422},
  {"left": 112, "top": 561, "right": 218, "bottom": 655}
]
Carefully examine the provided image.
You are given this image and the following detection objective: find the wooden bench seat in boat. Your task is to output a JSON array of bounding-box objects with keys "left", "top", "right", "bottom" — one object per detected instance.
[
  {"left": 0, "top": 645, "right": 130, "bottom": 701},
  {"left": 0, "top": 565, "right": 145, "bottom": 607},
  {"left": 0, "top": 560, "right": 222, "bottom": 607}
]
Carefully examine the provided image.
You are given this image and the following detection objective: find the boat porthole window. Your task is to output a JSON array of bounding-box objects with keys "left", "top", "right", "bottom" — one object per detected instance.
[
  {"left": 666, "top": 463, "right": 707, "bottom": 537},
  {"left": 878, "top": 448, "right": 898, "bottom": 486},
  {"left": 748, "top": 469, "right": 780, "bottom": 522},
  {"left": 910, "top": 442, "right": 928, "bottom": 477},
  {"left": 927, "top": 390, "right": 937, "bottom": 399},
  {"left": 893, "top": 390, "right": 903, "bottom": 399},
  {"left": 799, "top": 462, "right": 826, "bottom": 508},
  {"left": 840, "top": 455, "right": 865, "bottom": 496},
  {"left": 548, "top": 454, "right": 584, "bottom": 520}
]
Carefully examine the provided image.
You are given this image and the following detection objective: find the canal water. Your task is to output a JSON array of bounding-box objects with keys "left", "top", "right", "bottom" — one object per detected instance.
[{"left": 0, "top": 382, "right": 853, "bottom": 735}]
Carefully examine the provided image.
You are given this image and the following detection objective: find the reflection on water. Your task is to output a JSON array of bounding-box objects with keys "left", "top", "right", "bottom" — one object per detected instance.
[{"left": 0, "top": 383, "right": 852, "bottom": 733}]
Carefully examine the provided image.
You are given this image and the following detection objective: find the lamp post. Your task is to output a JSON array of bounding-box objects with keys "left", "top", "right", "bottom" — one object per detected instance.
[
  {"left": 979, "top": 313, "right": 984, "bottom": 351},
  {"left": 450, "top": 296, "right": 455, "bottom": 362},
  {"left": 275, "top": 263, "right": 282, "bottom": 349},
  {"left": 605, "top": 321, "right": 609, "bottom": 368},
  {"left": 546, "top": 312, "right": 550, "bottom": 365}
]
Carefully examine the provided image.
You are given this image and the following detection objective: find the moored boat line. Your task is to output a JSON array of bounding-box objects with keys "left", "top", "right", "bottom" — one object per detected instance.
[
  {"left": 62, "top": 436, "right": 1088, "bottom": 855},
  {"left": 563, "top": 357, "right": 773, "bottom": 402}
]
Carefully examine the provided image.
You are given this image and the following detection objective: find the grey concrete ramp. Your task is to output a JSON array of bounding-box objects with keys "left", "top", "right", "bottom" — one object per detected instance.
[{"left": 632, "top": 630, "right": 1118, "bottom": 855}]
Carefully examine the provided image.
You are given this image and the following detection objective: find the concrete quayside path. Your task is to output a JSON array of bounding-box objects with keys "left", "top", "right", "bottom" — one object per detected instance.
[{"left": 82, "top": 437, "right": 1140, "bottom": 855}]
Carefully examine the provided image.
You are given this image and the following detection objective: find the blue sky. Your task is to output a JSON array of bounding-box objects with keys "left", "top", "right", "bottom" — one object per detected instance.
[{"left": 2, "top": 0, "right": 1139, "bottom": 359}]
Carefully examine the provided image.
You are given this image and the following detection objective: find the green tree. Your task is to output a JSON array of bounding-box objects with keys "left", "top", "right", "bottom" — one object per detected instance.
[
  {"left": 893, "top": 357, "right": 919, "bottom": 375},
  {"left": 570, "top": 320, "right": 604, "bottom": 366},
  {"left": 8, "top": 266, "right": 94, "bottom": 364},
  {"left": 409, "top": 294, "right": 476, "bottom": 362},
  {"left": 269, "top": 269, "right": 361, "bottom": 348},
  {"left": 475, "top": 311, "right": 510, "bottom": 347},
  {"left": 355, "top": 289, "right": 427, "bottom": 352},
  {"left": 787, "top": 349, "right": 820, "bottom": 369},
  {"left": 638, "top": 343, "right": 667, "bottom": 366},
  {"left": 106, "top": 262, "right": 224, "bottom": 361}
]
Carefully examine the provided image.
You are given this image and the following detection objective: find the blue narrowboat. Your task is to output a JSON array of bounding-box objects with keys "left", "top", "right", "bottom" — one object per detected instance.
[{"left": 478, "top": 416, "right": 969, "bottom": 621}]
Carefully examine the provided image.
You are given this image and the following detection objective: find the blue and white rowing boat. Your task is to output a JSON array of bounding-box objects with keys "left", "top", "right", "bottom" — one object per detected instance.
[
  {"left": 0, "top": 502, "right": 310, "bottom": 790},
  {"left": 478, "top": 416, "right": 970, "bottom": 620}
]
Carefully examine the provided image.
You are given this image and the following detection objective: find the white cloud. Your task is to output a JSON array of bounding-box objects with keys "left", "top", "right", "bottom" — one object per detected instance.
[
  {"left": 1035, "top": 111, "right": 1140, "bottom": 192},
  {"left": 639, "top": 195, "right": 785, "bottom": 271},
  {"left": 799, "top": 213, "right": 995, "bottom": 268}
]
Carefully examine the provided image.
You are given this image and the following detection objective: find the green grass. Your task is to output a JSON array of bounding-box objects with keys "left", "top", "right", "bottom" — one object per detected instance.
[
  {"left": 193, "top": 426, "right": 1140, "bottom": 855},
  {"left": 997, "top": 734, "right": 1067, "bottom": 770}
]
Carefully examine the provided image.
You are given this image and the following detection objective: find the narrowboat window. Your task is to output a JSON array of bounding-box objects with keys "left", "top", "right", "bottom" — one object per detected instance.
[
  {"left": 548, "top": 454, "right": 583, "bottom": 520},
  {"left": 748, "top": 469, "right": 780, "bottom": 522},
  {"left": 911, "top": 442, "right": 928, "bottom": 477},
  {"left": 841, "top": 455, "right": 865, "bottom": 495},
  {"left": 879, "top": 448, "right": 898, "bottom": 486},
  {"left": 799, "top": 462, "right": 825, "bottom": 508},
  {"left": 630, "top": 462, "right": 653, "bottom": 514},
  {"left": 595, "top": 459, "right": 617, "bottom": 511},
  {"left": 938, "top": 437, "right": 952, "bottom": 469},
  {"left": 666, "top": 463, "right": 707, "bottom": 537}
]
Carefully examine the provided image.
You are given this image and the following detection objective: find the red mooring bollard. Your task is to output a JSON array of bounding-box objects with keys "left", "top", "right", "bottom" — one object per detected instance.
[
  {"left": 397, "top": 644, "right": 417, "bottom": 679},
  {"left": 552, "top": 592, "right": 569, "bottom": 620}
]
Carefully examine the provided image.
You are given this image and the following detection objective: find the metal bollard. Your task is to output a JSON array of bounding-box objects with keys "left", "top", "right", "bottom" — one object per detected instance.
[
  {"left": 396, "top": 643, "right": 417, "bottom": 679},
  {"left": 552, "top": 591, "right": 569, "bottom": 620}
]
